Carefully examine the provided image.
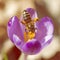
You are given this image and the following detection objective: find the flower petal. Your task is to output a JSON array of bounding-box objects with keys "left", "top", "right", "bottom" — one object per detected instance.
[
  {"left": 13, "top": 34, "right": 24, "bottom": 49},
  {"left": 7, "top": 16, "right": 24, "bottom": 42},
  {"left": 26, "top": 8, "right": 38, "bottom": 20},
  {"left": 22, "top": 39, "right": 41, "bottom": 55},
  {"left": 35, "top": 17, "right": 54, "bottom": 44},
  {"left": 20, "top": 16, "right": 25, "bottom": 33}
]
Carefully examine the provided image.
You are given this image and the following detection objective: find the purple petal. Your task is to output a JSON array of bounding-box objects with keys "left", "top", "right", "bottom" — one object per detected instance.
[
  {"left": 13, "top": 34, "right": 24, "bottom": 49},
  {"left": 20, "top": 16, "right": 25, "bottom": 33},
  {"left": 22, "top": 39, "right": 41, "bottom": 55},
  {"left": 26, "top": 8, "right": 38, "bottom": 20},
  {"left": 7, "top": 16, "right": 24, "bottom": 42},
  {"left": 35, "top": 17, "right": 54, "bottom": 45},
  {"left": 13, "top": 35, "right": 41, "bottom": 55}
]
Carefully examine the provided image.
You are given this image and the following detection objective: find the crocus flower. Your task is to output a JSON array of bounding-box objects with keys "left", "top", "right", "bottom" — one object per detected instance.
[{"left": 7, "top": 8, "right": 54, "bottom": 55}]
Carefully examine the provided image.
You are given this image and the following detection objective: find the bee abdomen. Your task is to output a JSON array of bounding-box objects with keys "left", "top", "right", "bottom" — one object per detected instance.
[{"left": 23, "top": 10, "right": 31, "bottom": 21}]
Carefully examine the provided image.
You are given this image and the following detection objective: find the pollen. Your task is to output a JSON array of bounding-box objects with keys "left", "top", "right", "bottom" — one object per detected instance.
[
  {"left": 28, "top": 32, "right": 35, "bottom": 39},
  {"left": 24, "top": 31, "right": 35, "bottom": 42}
]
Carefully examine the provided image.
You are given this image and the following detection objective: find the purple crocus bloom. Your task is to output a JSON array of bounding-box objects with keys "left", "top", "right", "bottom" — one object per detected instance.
[{"left": 7, "top": 8, "right": 54, "bottom": 55}]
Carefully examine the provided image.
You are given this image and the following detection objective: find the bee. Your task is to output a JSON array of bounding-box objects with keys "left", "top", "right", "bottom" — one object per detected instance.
[{"left": 21, "top": 10, "right": 38, "bottom": 41}]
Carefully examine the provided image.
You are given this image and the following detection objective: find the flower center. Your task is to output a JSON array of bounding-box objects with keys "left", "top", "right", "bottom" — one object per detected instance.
[{"left": 24, "top": 31, "right": 35, "bottom": 42}]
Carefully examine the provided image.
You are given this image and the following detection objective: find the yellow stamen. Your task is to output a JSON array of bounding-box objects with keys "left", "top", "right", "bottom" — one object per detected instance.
[
  {"left": 24, "top": 31, "right": 35, "bottom": 42},
  {"left": 28, "top": 31, "right": 35, "bottom": 39}
]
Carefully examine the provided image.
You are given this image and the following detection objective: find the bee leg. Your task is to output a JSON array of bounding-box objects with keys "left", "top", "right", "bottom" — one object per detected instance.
[
  {"left": 24, "top": 28, "right": 29, "bottom": 42},
  {"left": 24, "top": 32, "right": 28, "bottom": 42},
  {"left": 35, "top": 28, "right": 37, "bottom": 30},
  {"left": 21, "top": 20, "right": 25, "bottom": 25},
  {"left": 34, "top": 18, "right": 39, "bottom": 22},
  {"left": 35, "top": 28, "right": 40, "bottom": 33},
  {"left": 36, "top": 28, "right": 40, "bottom": 33},
  {"left": 25, "top": 28, "right": 27, "bottom": 32}
]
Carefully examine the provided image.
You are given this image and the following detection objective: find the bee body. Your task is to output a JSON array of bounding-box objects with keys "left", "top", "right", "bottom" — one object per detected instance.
[
  {"left": 21, "top": 10, "right": 35, "bottom": 32},
  {"left": 21, "top": 10, "right": 38, "bottom": 41}
]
